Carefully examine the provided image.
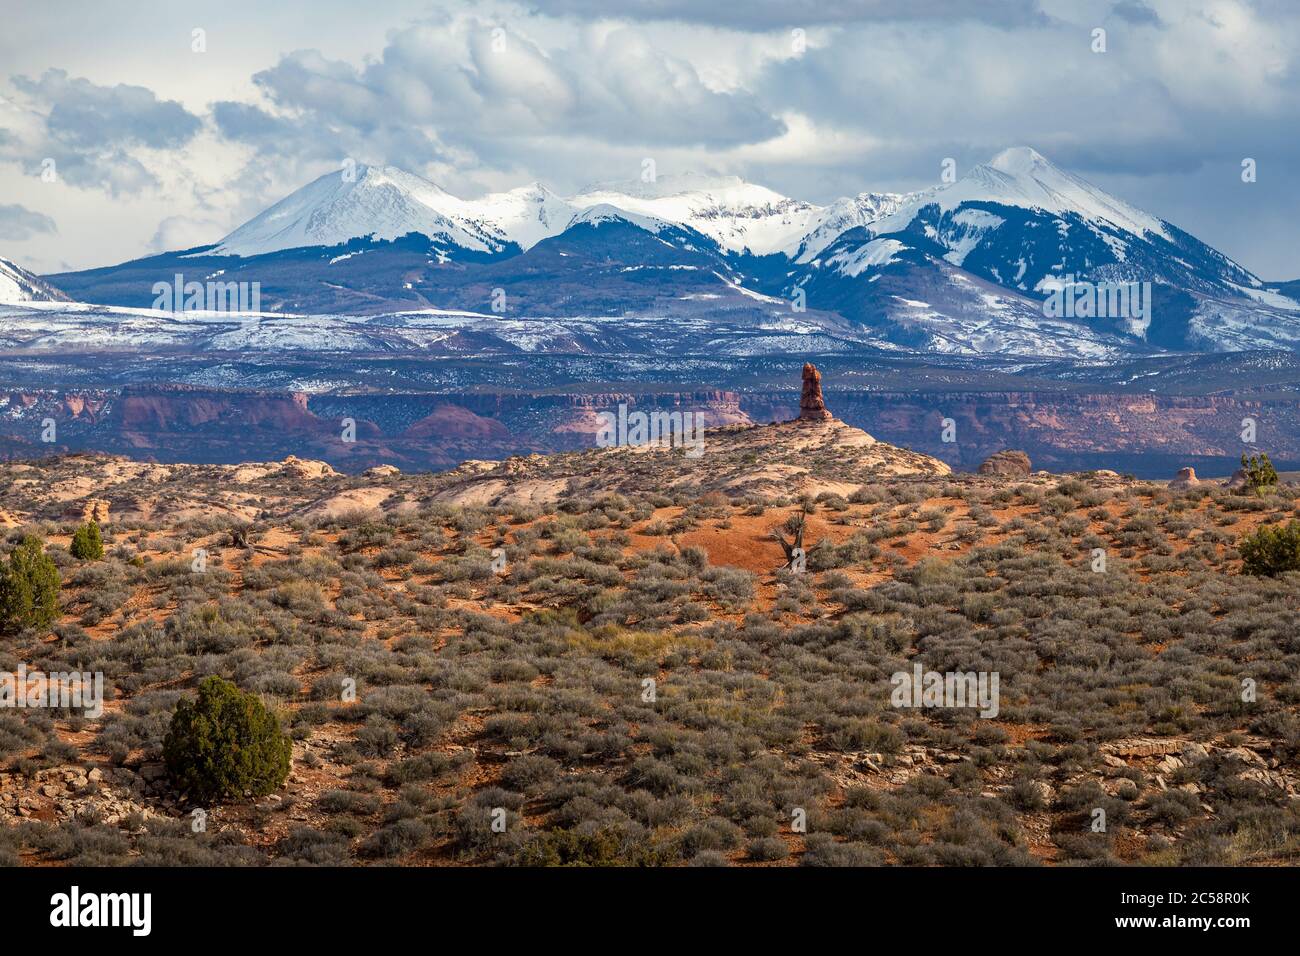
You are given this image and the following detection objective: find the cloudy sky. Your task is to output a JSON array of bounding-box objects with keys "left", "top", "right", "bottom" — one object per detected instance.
[{"left": 1, "top": 0, "right": 1298, "bottom": 276}]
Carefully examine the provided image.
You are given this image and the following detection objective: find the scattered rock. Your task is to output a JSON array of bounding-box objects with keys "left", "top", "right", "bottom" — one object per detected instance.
[
  {"left": 978, "top": 450, "right": 1032, "bottom": 478},
  {"left": 1222, "top": 746, "right": 1267, "bottom": 767},
  {"left": 1156, "top": 755, "right": 1183, "bottom": 774},
  {"left": 1103, "top": 737, "right": 1187, "bottom": 758}
]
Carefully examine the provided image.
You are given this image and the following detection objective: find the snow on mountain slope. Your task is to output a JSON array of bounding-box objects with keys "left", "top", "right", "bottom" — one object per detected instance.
[
  {"left": 948, "top": 147, "right": 1168, "bottom": 239},
  {"left": 211, "top": 165, "right": 514, "bottom": 257},
  {"left": 0, "top": 255, "right": 71, "bottom": 304},
  {"left": 566, "top": 203, "right": 678, "bottom": 234},
  {"left": 467, "top": 183, "right": 576, "bottom": 251},
  {"left": 791, "top": 192, "right": 913, "bottom": 262},
  {"left": 861, "top": 147, "right": 1166, "bottom": 243},
  {"left": 569, "top": 173, "right": 821, "bottom": 256},
  {"left": 205, "top": 165, "right": 917, "bottom": 264},
  {"left": 836, "top": 146, "right": 1271, "bottom": 305}
]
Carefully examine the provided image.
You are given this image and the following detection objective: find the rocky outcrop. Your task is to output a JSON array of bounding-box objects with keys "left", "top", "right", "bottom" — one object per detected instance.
[
  {"left": 304, "top": 486, "right": 392, "bottom": 519},
  {"left": 1170, "top": 466, "right": 1200, "bottom": 488},
  {"left": 61, "top": 498, "right": 110, "bottom": 523},
  {"left": 978, "top": 450, "right": 1032, "bottom": 477},
  {"left": 798, "top": 363, "right": 833, "bottom": 422},
  {"left": 280, "top": 456, "right": 338, "bottom": 479},
  {"left": 403, "top": 404, "right": 510, "bottom": 441},
  {"left": 427, "top": 417, "right": 948, "bottom": 507}
]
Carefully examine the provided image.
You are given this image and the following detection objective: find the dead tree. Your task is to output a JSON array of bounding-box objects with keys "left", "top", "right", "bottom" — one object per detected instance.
[
  {"left": 229, "top": 524, "right": 252, "bottom": 549},
  {"left": 768, "top": 511, "right": 806, "bottom": 571}
]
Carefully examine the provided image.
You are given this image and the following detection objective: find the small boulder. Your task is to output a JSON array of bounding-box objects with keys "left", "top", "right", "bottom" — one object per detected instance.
[
  {"left": 364, "top": 464, "right": 401, "bottom": 478},
  {"left": 978, "top": 450, "right": 1032, "bottom": 478},
  {"left": 1226, "top": 468, "right": 1249, "bottom": 490},
  {"left": 1170, "top": 466, "right": 1200, "bottom": 489}
]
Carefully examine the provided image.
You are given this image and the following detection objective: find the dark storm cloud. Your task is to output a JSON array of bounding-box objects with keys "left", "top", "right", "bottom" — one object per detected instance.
[
  {"left": 1, "top": 69, "right": 202, "bottom": 194},
  {"left": 13, "top": 69, "right": 202, "bottom": 151},
  {"left": 1111, "top": 1, "right": 1163, "bottom": 26},
  {"left": 0, "top": 203, "right": 56, "bottom": 240}
]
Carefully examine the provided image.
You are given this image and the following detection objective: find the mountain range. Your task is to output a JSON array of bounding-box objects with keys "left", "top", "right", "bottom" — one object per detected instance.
[{"left": 24, "top": 148, "right": 1297, "bottom": 360}]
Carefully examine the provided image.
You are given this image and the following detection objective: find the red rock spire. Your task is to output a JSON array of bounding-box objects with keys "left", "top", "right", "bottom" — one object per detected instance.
[{"left": 798, "top": 363, "right": 833, "bottom": 422}]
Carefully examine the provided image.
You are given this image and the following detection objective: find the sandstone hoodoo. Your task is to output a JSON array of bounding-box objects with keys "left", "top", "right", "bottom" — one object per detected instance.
[
  {"left": 1170, "top": 466, "right": 1200, "bottom": 488},
  {"left": 798, "top": 363, "right": 833, "bottom": 422},
  {"left": 978, "top": 449, "right": 1032, "bottom": 478}
]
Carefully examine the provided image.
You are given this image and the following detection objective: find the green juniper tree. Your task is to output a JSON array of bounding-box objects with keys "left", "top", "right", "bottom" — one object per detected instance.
[
  {"left": 0, "top": 535, "right": 60, "bottom": 633},
  {"left": 163, "top": 676, "right": 292, "bottom": 802},
  {"left": 70, "top": 520, "right": 105, "bottom": 561},
  {"left": 1240, "top": 452, "right": 1279, "bottom": 494},
  {"left": 1239, "top": 520, "right": 1300, "bottom": 577}
]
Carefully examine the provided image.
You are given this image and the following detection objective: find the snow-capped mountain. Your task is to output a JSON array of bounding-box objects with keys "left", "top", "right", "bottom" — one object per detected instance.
[
  {"left": 790, "top": 191, "right": 913, "bottom": 262},
  {"left": 212, "top": 166, "right": 902, "bottom": 262},
  {"left": 797, "top": 146, "right": 1300, "bottom": 353},
  {"left": 834, "top": 147, "right": 1275, "bottom": 303},
  {"left": 211, "top": 165, "right": 517, "bottom": 259},
  {"left": 0, "top": 255, "right": 71, "bottom": 304},
  {"left": 211, "top": 166, "right": 584, "bottom": 259},
  {"left": 568, "top": 172, "right": 823, "bottom": 257},
  {"left": 44, "top": 147, "right": 1300, "bottom": 358},
  {"left": 472, "top": 183, "right": 576, "bottom": 251}
]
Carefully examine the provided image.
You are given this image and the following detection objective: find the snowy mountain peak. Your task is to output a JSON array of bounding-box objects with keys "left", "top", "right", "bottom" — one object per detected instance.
[
  {"left": 205, "top": 149, "right": 1179, "bottom": 266},
  {"left": 465, "top": 182, "right": 576, "bottom": 251},
  {"left": 566, "top": 203, "right": 675, "bottom": 235},
  {"left": 212, "top": 164, "right": 504, "bottom": 258},
  {"left": 987, "top": 145, "right": 1052, "bottom": 176},
  {"left": 571, "top": 172, "right": 817, "bottom": 256},
  {"left": 964, "top": 146, "right": 1170, "bottom": 239},
  {"left": 793, "top": 190, "right": 915, "bottom": 262}
]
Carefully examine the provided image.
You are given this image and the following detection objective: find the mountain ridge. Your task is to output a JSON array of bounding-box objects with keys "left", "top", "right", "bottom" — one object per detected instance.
[{"left": 39, "top": 147, "right": 1300, "bottom": 359}]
